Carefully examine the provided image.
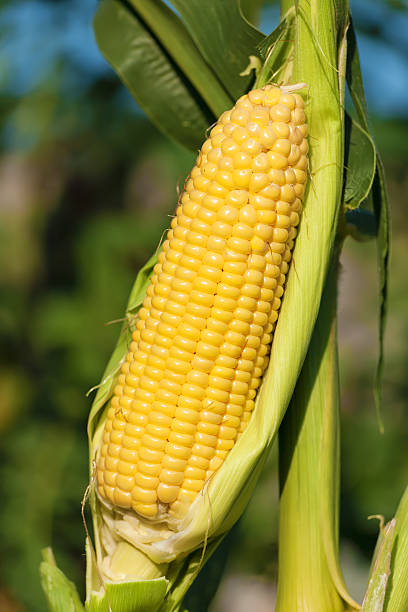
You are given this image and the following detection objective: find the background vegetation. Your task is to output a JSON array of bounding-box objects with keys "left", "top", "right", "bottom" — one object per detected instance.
[{"left": 0, "top": 0, "right": 407, "bottom": 610}]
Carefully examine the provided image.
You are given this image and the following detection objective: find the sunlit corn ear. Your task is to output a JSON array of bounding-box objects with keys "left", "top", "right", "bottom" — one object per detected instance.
[
  {"left": 87, "top": 82, "right": 308, "bottom": 574},
  {"left": 95, "top": 83, "right": 307, "bottom": 524}
]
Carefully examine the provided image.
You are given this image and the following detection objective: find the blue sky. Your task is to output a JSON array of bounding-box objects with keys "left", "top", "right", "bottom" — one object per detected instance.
[{"left": 1, "top": 0, "right": 408, "bottom": 119}]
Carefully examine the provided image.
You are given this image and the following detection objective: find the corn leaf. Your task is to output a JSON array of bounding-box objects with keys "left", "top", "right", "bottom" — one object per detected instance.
[
  {"left": 344, "top": 112, "right": 376, "bottom": 210},
  {"left": 126, "top": 0, "right": 232, "bottom": 117},
  {"left": 240, "top": 0, "right": 264, "bottom": 27},
  {"left": 169, "top": 0, "right": 264, "bottom": 99},
  {"left": 40, "top": 548, "right": 84, "bottom": 612},
  {"left": 362, "top": 519, "right": 395, "bottom": 612},
  {"left": 255, "top": 9, "right": 296, "bottom": 87},
  {"left": 345, "top": 209, "right": 377, "bottom": 241},
  {"left": 345, "top": 20, "right": 390, "bottom": 432},
  {"left": 93, "top": 0, "right": 213, "bottom": 150},
  {"left": 371, "top": 158, "right": 390, "bottom": 433}
]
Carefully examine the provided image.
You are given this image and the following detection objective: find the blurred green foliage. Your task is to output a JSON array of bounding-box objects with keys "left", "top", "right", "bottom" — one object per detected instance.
[{"left": 0, "top": 1, "right": 408, "bottom": 611}]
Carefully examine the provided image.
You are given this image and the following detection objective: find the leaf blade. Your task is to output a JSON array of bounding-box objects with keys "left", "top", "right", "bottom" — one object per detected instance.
[
  {"left": 93, "top": 0, "right": 212, "bottom": 150},
  {"left": 127, "top": 0, "right": 233, "bottom": 116},
  {"left": 169, "top": 0, "right": 264, "bottom": 99}
]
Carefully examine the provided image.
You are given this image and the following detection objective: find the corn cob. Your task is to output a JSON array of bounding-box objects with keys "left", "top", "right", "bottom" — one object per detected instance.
[{"left": 96, "top": 84, "right": 308, "bottom": 522}]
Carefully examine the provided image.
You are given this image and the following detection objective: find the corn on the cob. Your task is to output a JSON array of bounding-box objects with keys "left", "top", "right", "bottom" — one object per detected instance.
[{"left": 96, "top": 84, "right": 308, "bottom": 522}]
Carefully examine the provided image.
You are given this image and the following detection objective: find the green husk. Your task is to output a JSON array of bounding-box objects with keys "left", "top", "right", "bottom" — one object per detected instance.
[
  {"left": 40, "top": 548, "right": 84, "bottom": 612},
  {"left": 362, "top": 518, "right": 395, "bottom": 612},
  {"left": 383, "top": 486, "right": 408, "bottom": 611}
]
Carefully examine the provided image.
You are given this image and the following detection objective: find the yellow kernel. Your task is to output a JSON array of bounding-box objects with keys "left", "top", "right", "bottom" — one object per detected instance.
[
  {"left": 268, "top": 152, "right": 288, "bottom": 170},
  {"left": 212, "top": 220, "right": 232, "bottom": 238},
  {"left": 284, "top": 168, "right": 296, "bottom": 184},
  {"left": 192, "top": 444, "right": 215, "bottom": 460},
  {"left": 276, "top": 214, "right": 291, "bottom": 229},
  {"left": 231, "top": 222, "right": 254, "bottom": 240},
  {"left": 233, "top": 169, "right": 251, "bottom": 188},
  {"left": 232, "top": 151, "right": 251, "bottom": 169},
  {"left": 227, "top": 236, "right": 251, "bottom": 254},
  {"left": 268, "top": 169, "right": 286, "bottom": 186},
  {"left": 203, "top": 251, "right": 224, "bottom": 268},
  {"left": 218, "top": 155, "right": 233, "bottom": 170},
  {"left": 220, "top": 342, "right": 242, "bottom": 359},
  {"left": 225, "top": 189, "right": 249, "bottom": 208},
  {"left": 272, "top": 122, "right": 290, "bottom": 139},
  {"left": 216, "top": 170, "right": 235, "bottom": 189},
  {"left": 250, "top": 106, "right": 269, "bottom": 124},
  {"left": 259, "top": 125, "right": 277, "bottom": 148},
  {"left": 216, "top": 354, "right": 237, "bottom": 369},
  {"left": 132, "top": 486, "right": 157, "bottom": 504},
  {"left": 236, "top": 94, "right": 254, "bottom": 109},
  {"left": 198, "top": 265, "right": 222, "bottom": 283},
  {"left": 226, "top": 403, "right": 244, "bottom": 417},
  {"left": 207, "top": 235, "right": 226, "bottom": 251},
  {"left": 191, "top": 354, "right": 213, "bottom": 373},
  {"left": 296, "top": 154, "right": 308, "bottom": 170},
  {"left": 157, "top": 483, "right": 179, "bottom": 503},
  {"left": 207, "top": 147, "right": 221, "bottom": 163},
  {"left": 294, "top": 183, "right": 305, "bottom": 198},
  {"left": 114, "top": 490, "right": 132, "bottom": 508},
  {"left": 280, "top": 93, "right": 296, "bottom": 109},
  {"left": 184, "top": 479, "right": 205, "bottom": 492},
  {"left": 288, "top": 145, "right": 301, "bottom": 165},
  {"left": 217, "top": 438, "right": 235, "bottom": 450},
  {"left": 212, "top": 133, "right": 226, "bottom": 148},
  {"left": 239, "top": 205, "right": 258, "bottom": 226},
  {"left": 221, "top": 138, "right": 239, "bottom": 156},
  {"left": 292, "top": 107, "right": 306, "bottom": 125},
  {"left": 252, "top": 152, "right": 270, "bottom": 172},
  {"left": 193, "top": 174, "right": 210, "bottom": 191},
  {"left": 254, "top": 223, "right": 273, "bottom": 241},
  {"left": 223, "top": 260, "right": 247, "bottom": 274},
  {"left": 248, "top": 88, "right": 266, "bottom": 104},
  {"left": 185, "top": 466, "right": 207, "bottom": 480},
  {"left": 263, "top": 86, "right": 281, "bottom": 105},
  {"left": 273, "top": 139, "right": 291, "bottom": 156},
  {"left": 135, "top": 472, "right": 159, "bottom": 489},
  {"left": 232, "top": 126, "right": 249, "bottom": 144},
  {"left": 246, "top": 121, "right": 261, "bottom": 137},
  {"left": 217, "top": 283, "right": 240, "bottom": 299},
  {"left": 160, "top": 469, "right": 184, "bottom": 486},
  {"left": 257, "top": 210, "right": 276, "bottom": 225},
  {"left": 249, "top": 173, "right": 269, "bottom": 193},
  {"left": 241, "top": 138, "right": 262, "bottom": 156},
  {"left": 270, "top": 104, "right": 291, "bottom": 122},
  {"left": 293, "top": 93, "right": 305, "bottom": 108},
  {"left": 212, "top": 305, "right": 234, "bottom": 323},
  {"left": 217, "top": 204, "right": 239, "bottom": 224},
  {"left": 299, "top": 124, "right": 308, "bottom": 137},
  {"left": 290, "top": 212, "right": 300, "bottom": 226},
  {"left": 203, "top": 194, "right": 224, "bottom": 211}
]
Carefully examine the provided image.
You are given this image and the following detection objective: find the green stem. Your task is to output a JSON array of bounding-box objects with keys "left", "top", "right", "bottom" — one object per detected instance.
[{"left": 276, "top": 250, "right": 358, "bottom": 611}]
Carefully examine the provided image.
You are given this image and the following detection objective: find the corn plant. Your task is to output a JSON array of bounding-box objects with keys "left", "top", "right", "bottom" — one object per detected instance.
[{"left": 39, "top": 1, "right": 408, "bottom": 611}]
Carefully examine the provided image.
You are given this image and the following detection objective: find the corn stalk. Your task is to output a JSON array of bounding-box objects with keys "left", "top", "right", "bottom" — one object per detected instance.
[{"left": 39, "top": 0, "right": 394, "bottom": 610}]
